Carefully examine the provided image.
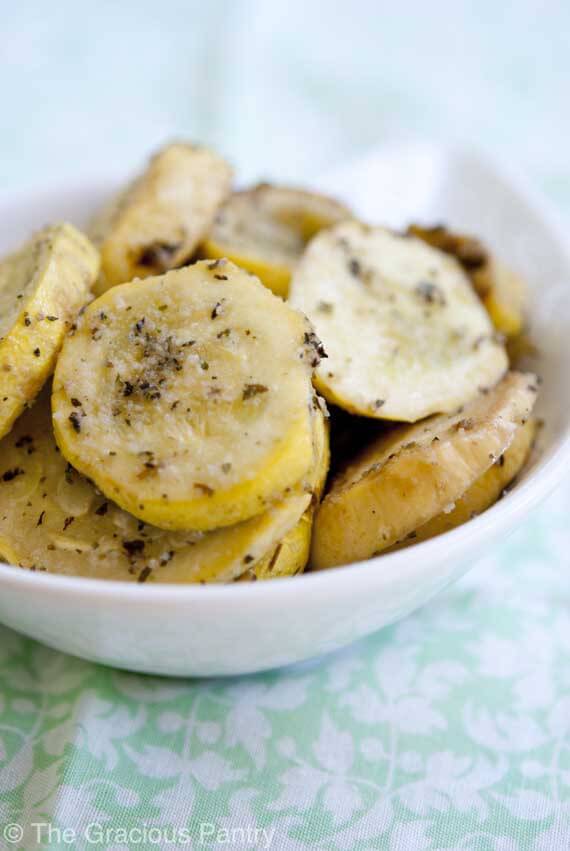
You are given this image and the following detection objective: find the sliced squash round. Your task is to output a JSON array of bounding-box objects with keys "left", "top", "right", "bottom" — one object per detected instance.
[
  {"left": 289, "top": 221, "right": 509, "bottom": 422},
  {"left": 242, "top": 510, "right": 313, "bottom": 581},
  {"left": 241, "top": 400, "right": 330, "bottom": 581},
  {"left": 477, "top": 259, "right": 527, "bottom": 339},
  {"left": 389, "top": 417, "right": 537, "bottom": 550},
  {"left": 0, "top": 223, "right": 99, "bottom": 441},
  {"left": 52, "top": 261, "right": 321, "bottom": 531},
  {"left": 311, "top": 371, "right": 538, "bottom": 569},
  {"left": 201, "top": 184, "right": 351, "bottom": 298},
  {"left": 0, "top": 392, "right": 317, "bottom": 583},
  {"left": 91, "top": 142, "right": 233, "bottom": 292}
]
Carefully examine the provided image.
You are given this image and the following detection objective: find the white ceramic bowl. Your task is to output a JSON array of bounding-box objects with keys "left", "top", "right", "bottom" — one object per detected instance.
[{"left": 0, "top": 143, "right": 568, "bottom": 677}]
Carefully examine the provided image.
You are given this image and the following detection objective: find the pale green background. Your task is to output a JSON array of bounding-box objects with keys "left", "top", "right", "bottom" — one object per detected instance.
[
  {"left": 0, "top": 2, "right": 569, "bottom": 849},
  {"left": 3, "top": 0, "right": 570, "bottom": 210}
]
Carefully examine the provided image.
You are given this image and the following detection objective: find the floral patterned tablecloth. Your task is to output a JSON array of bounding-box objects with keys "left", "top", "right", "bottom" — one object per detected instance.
[{"left": 0, "top": 478, "right": 568, "bottom": 850}]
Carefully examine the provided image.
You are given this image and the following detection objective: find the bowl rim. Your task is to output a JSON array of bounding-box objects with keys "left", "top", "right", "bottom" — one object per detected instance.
[{"left": 0, "top": 141, "right": 569, "bottom": 605}]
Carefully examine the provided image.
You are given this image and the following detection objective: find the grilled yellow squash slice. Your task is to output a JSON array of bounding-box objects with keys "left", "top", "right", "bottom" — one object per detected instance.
[
  {"left": 389, "top": 417, "right": 537, "bottom": 550},
  {"left": 311, "top": 371, "right": 538, "bottom": 569},
  {"left": 52, "top": 261, "right": 322, "bottom": 531},
  {"left": 91, "top": 142, "right": 232, "bottom": 292},
  {"left": 407, "top": 224, "right": 527, "bottom": 338},
  {"left": 289, "top": 221, "right": 508, "bottom": 422},
  {"left": 0, "top": 394, "right": 328, "bottom": 583},
  {"left": 242, "top": 510, "right": 313, "bottom": 580},
  {"left": 201, "top": 184, "right": 351, "bottom": 298},
  {"left": 477, "top": 259, "right": 527, "bottom": 339},
  {"left": 241, "top": 399, "right": 330, "bottom": 580},
  {"left": 0, "top": 223, "right": 98, "bottom": 441}
]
